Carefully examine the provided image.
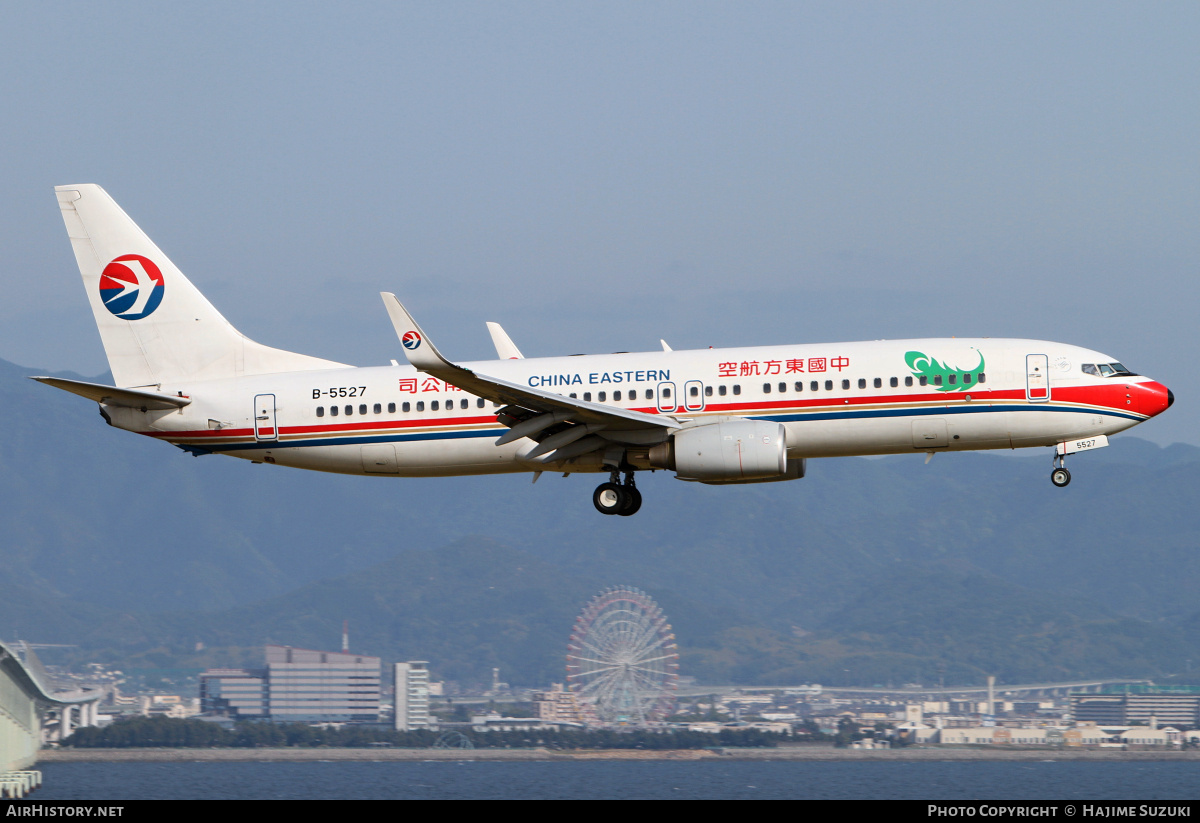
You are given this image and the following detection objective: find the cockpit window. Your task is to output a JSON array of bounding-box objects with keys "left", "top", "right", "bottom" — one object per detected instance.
[{"left": 1083, "top": 362, "right": 1137, "bottom": 378}]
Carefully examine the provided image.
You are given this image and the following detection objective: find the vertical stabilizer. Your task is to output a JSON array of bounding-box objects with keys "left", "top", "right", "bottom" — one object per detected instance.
[{"left": 55, "top": 185, "right": 345, "bottom": 387}]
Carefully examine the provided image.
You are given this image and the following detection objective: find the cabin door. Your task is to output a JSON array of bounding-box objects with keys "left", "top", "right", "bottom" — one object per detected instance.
[
  {"left": 1026, "top": 355, "right": 1050, "bottom": 402},
  {"left": 253, "top": 394, "right": 278, "bottom": 441}
]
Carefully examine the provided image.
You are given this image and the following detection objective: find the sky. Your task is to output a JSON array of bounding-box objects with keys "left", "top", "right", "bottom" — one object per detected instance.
[{"left": 2, "top": 2, "right": 1196, "bottom": 444}]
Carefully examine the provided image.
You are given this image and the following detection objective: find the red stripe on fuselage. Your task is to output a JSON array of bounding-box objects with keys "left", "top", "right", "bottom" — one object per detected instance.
[{"left": 140, "top": 381, "right": 1148, "bottom": 444}]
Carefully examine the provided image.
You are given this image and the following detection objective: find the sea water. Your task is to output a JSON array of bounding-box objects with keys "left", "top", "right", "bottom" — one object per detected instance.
[{"left": 27, "top": 760, "right": 1200, "bottom": 800}]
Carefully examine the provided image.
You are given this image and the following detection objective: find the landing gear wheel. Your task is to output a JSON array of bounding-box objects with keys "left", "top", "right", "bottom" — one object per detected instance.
[
  {"left": 1051, "top": 467, "right": 1071, "bottom": 487},
  {"left": 618, "top": 485, "right": 642, "bottom": 516},
  {"left": 593, "top": 482, "right": 627, "bottom": 515}
]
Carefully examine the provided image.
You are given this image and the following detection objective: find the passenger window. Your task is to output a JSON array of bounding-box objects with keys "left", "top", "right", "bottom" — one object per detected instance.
[
  {"left": 874, "top": 378, "right": 882, "bottom": 389},
  {"left": 906, "top": 376, "right": 914, "bottom": 387},
  {"left": 645, "top": 389, "right": 654, "bottom": 400},
  {"left": 570, "top": 393, "right": 577, "bottom": 399},
  {"left": 431, "top": 400, "right": 439, "bottom": 411},
  {"left": 690, "top": 386, "right": 699, "bottom": 397},
  {"left": 947, "top": 375, "right": 956, "bottom": 385},
  {"left": 933, "top": 376, "right": 943, "bottom": 386},
  {"left": 374, "top": 403, "right": 381, "bottom": 414},
  {"left": 416, "top": 401, "right": 424, "bottom": 411},
  {"left": 763, "top": 383, "right": 772, "bottom": 394},
  {"left": 477, "top": 398, "right": 485, "bottom": 408},
  {"left": 461, "top": 399, "right": 469, "bottom": 409},
  {"left": 795, "top": 382, "right": 803, "bottom": 392},
  {"left": 705, "top": 386, "right": 713, "bottom": 396},
  {"left": 919, "top": 376, "right": 928, "bottom": 387},
  {"left": 978, "top": 373, "right": 986, "bottom": 384},
  {"left": 963, "top": 374, "right": 972, "bottom": 385},
  {"left": 718, "top": 385, "right": 727, "bottom": 396},
  {"left": 811, "top": 381, "right": 819, "bottom": 391},
  {"left": 778, "top": 382, "right": 786, "bottom": 393},
  {"left": 662, "top": 388, "right": 671, "bottom": 398},
  {"left": 330, "top": 405, "right": 339, "bottom": 416},
  {"left": 316, "top": 406, "right": 324, "bottom": 417},
  {"left": 614, "top": 390, "right": 622, "bottom": 401},
  {"left": 890, "top": 377, "right": 898, "bottom": 388},
  {"left": 583, "top": 392, "right": 592, "bottom": 401},
  {"left": 388, "top": 403, "right": 396, "bottom": 413},
  {"left": 857, "top": 378, "right": 866, "bottom": 389},
  {"left": 345, "top": 405, "right": 353, "bottom": 416},
  {"left": 402, "top": 402, "right": 410, "bottom": 412},
  {"left": 598, "top": 391, "right": 607, "bottom": 402},
  {"left": 359, "top": 404, "right": 368, "bottom": 415},
  {"left": 842, "top": 379, "right": 850, "bottom": 390},
  {"left": 732, "top": 385, "right": 741, "bottom": 396},
  {"left": 825, "top": 380, "right": 833, "bottom": 391}
]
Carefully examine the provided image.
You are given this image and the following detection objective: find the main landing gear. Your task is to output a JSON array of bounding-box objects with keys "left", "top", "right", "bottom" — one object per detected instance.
[
  {"left": 1051, "top": 452, "right": 1071, "bottom": 487},
  {"left": 593, "top": 470, "right": 642, "bottom": 516}
]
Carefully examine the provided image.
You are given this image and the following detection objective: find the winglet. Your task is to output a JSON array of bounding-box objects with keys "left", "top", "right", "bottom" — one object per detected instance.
[
  {"left": 486, "top": 322, "right": 524, "bottom": 359},
  {"left": 380, "top": 293, "right": 457, "bottom": 372}
]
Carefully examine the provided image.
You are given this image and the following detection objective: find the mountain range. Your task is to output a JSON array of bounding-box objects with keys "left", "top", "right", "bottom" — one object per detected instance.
[{"left": 3, "top": 356, "right": 1198, "bottom": 688}]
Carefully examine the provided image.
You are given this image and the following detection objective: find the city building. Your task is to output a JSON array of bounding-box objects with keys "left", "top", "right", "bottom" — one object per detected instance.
[
  {"left": 200, "top": 645, "right": 381, "bottom": 724},
  {"left": 394, "top": 661, "right": 431, "bottom": 732},
  {"left": 533, "top": 683, "right": 584, "bottom": 725},
  {"left": 200, "top": 669, "right": 267, "bottom": 717},
  {"left": 1070, "top": 686, "right": 1200, "bottom": 729}
]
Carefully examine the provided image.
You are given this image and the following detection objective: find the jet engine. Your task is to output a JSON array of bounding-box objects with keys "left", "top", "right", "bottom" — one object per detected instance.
[{"left": 648, "top": 420, "right": 801, "bottom": 483}]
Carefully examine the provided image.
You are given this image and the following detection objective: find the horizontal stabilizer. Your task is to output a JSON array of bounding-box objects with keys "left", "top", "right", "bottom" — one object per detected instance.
[{"left": 31, "top": 377, "right": 192, "bottom": 410}]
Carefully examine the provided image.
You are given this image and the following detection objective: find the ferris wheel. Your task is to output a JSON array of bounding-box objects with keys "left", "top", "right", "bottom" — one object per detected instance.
[{"left": 566, "top": 586, "right": 680, "bottom": 726}]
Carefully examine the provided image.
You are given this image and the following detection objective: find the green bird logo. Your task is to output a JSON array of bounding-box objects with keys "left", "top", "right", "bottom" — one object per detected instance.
[{"left": 905, "top": 350, "right": 985, "bottom": 392}]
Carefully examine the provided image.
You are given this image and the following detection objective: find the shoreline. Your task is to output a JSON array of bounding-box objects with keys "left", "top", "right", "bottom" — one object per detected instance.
[{"left": 38, "top": 746, "right": 1200, "bottom": 763}]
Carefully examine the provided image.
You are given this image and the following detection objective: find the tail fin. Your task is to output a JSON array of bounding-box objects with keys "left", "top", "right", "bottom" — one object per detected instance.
[{"left": 55, "top": 185, "right": 346, "bottom": 387}]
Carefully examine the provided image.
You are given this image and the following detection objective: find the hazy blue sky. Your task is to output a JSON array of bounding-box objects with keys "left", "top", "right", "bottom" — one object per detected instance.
[{"left": 2, "top": 2, "right": 1195, "bottom": 444}]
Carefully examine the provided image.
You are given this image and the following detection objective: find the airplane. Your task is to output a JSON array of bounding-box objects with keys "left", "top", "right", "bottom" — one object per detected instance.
[{"left": 36, "top": 184, "right": 1174, "bottom": 516}]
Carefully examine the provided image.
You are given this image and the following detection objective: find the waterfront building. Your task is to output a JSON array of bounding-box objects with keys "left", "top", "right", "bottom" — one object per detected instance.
[
  {"left": 533, "top": 683, "right": 584, "bottom": 725},
  {"left": 394, "top": 661, "right": 431, "bottom": 731},
  {"left": 470, "top": 712, "right": 582, "bottom": 732},
  {"left": 199, "top": 668, "right": 267, "bottom": 717},
  {"left": 1070, "top": 686, "right": 1200, "bottom": 729},
  {"left": 265, "top": 645, "right": 380, "bottom": 723},
  {"left": 200, "top": 645, "right": 381, "bottom": 723}
]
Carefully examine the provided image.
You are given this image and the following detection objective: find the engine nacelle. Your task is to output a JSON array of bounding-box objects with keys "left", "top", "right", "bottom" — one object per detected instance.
[{"left": 649, "top": 420, "right": 789, "bottom": 482}]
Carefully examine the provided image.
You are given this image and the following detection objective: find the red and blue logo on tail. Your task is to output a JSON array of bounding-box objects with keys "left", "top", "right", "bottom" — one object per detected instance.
[{"left": 99, "top": 254, "right": 164, "bottom": 320}]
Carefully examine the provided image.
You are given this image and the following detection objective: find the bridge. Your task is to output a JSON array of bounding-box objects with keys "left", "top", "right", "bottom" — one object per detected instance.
[{"left": 1, "top": 640, "right": 102, "bottom": 796}]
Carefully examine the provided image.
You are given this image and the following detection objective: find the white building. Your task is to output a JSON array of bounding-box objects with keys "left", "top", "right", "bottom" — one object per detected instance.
[
  {"left": 394, "top": 661, "right": 431, "bottom": 731},
  {"left": 533, "top": 683, "right": 584, "bottom": 725}
]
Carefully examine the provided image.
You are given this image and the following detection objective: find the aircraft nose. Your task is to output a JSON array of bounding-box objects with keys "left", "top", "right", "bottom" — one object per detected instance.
[{"left": 1137, "top": 381, "right": 1173, "bottom": 417}]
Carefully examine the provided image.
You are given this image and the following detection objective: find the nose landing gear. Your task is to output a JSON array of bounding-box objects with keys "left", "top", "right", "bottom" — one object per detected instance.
[
  {"left": 593, "top": 470, "right": 642, "bottom": 516},
  {"left": 1051, "top": 452, "right": 1071, "bottom": 487}
]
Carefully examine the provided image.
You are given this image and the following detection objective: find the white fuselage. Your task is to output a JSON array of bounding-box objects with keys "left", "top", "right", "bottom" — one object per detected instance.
[{"left": 107, "top": 337, "right": 1169, "bottom": 478}]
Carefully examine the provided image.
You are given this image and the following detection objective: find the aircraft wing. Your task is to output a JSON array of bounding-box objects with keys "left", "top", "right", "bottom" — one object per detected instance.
[
  {"left": 381, "top": 293, "right": 678, "bottom": 462},
  {"left": 31, "top": 376, "right": 192, "bottom": 410}
]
